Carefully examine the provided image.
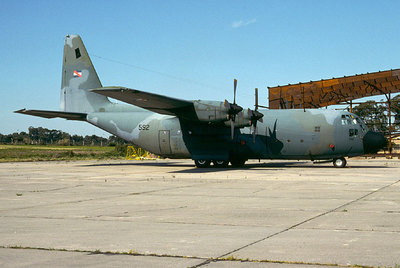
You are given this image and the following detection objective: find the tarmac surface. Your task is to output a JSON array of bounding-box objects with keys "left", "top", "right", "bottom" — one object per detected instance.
[{"left": 0, "top": 158, "right": 399, "bottom": 267}]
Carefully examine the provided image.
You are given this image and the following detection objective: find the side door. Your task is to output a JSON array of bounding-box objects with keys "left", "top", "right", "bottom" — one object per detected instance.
[{"left": 159, "top": 130, "right": 172, "bottom": 155}]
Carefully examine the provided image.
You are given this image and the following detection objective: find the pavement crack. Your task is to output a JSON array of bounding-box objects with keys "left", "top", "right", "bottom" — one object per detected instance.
[
  {"left": 128, "top": 183, "right": 202, "bottom": 195},
  {"left": 0, "top": 245, "right": 372, "bottom": 268},
  {"left": 0, "top": 183, "right": 203, "bottom": 213},
  {"left": 194, "top": 257, "right": 373, "bottom": 268},
  {"left": 29, "top": 184, "right": 84, "bottom": 193},
  {"left": 0, "top": 245, "right": 206, "bottom": 261},
  {"left": 192, "top": 179, "right": 400, "bottom": 268}
]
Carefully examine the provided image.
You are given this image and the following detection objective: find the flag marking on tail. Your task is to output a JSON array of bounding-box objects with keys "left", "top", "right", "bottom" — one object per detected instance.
[{"left": 73, "top": 70, "right": 82, "bottom": 78}]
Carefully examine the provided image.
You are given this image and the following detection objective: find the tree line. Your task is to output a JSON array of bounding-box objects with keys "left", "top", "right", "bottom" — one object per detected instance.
[
  {"left": 0, "top": 127, "right": 127, "bottom": 146},
  {"left": 352, "top": 95, "right": 400, "bottom": 134}
]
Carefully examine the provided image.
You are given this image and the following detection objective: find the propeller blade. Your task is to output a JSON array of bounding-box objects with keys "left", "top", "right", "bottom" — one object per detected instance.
[
  {"left": 253, "top": 122, "right": 257, "bottom": 143},
  {"left": 255, "top": 88, "right": 258, "bottom": 111},
  {"left": 233, "top": 79, "right": 237, "bottom": 104},
  {"left": 231, "top": 119, "right": 235, "bottom": 140}
]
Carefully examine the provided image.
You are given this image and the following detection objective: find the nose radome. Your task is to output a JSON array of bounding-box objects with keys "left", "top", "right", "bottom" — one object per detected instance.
[{"left": 363, "top": 131, "right": 387, "bottom": 154}]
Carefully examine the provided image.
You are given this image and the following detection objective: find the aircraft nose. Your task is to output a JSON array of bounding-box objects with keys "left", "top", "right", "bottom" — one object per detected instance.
[{"left": 363, "top": 131, "right": 387, "bottom": 154}]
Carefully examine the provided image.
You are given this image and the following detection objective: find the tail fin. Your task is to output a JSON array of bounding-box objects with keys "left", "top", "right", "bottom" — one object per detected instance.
[{"left": 60, "top": 34, "right": 110, "bottom": 113}]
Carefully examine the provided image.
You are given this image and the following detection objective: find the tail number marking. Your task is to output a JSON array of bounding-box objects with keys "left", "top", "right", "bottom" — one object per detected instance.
[{"left": 139, "top": 124, "right": 150, "bottom": 131}]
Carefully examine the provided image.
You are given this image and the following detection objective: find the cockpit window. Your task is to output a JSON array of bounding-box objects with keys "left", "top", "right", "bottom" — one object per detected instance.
[
  {"left": 356, "top": 117, "right": 367, "bottom": 132},
  {"left": 341, "top": 114, "right": 357, "bottom": 125},
  {"left": 341, "top": 114, "right": 368, "bottom": 132},
  {"left": 341, "top": 115, "right": 348, "bottom": 125},
  {"left": 350, "top": 114, "right": 357, "bottom": 124}
]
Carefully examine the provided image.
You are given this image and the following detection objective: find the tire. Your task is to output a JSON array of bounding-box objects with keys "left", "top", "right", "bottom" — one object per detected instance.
[
  {"left": 212, "top": 160, "right": 229, "bottom": 168},
  {"left": 194, "top": 159, "right": 211, "bottom": 168},
  {"left": 230, "top": 158, "right": 246, "bottom": 168},
  {"left": 333, "top": 157, "right": 347, "bottom": 168}
]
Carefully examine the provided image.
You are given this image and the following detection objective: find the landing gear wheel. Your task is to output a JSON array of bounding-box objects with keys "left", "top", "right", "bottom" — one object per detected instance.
[
  {"left": 333, "top": 157, "right": 347, "bottom": 168},
  {"left": 194, "top": 160, "right": 211, "bottom": 168},
  {"left": 212, "top": 160, "right": 229, "bottom": 168},
  {"left": 230, "top": 158, "right": 246, "bottom": 168}
]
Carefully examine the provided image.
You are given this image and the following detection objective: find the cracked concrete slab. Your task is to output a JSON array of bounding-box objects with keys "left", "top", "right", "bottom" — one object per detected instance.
[
  {"left": 0, "top": 158, "right": 399, "bottom": 267},
  {"left": 0, "top": 248, "right": 201, "bottom": 268}
]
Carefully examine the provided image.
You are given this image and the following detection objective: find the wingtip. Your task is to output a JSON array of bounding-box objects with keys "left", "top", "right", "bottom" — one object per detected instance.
[{"left": 14, "top": 108, "right": 26, "bottom": 114}]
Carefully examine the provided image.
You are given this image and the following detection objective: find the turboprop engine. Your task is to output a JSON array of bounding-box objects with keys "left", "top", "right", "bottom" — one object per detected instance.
[
  {"left": 192, "top": 79, "right": 264, "bottom": 141},
  {"left": 192, "top": 100, "right": 234, "bottom": 123}
]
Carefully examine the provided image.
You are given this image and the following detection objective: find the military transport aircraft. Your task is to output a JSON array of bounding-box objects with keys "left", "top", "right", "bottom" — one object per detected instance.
[{"left": 16, "top": 35, "right": 386, "bottom": 168}]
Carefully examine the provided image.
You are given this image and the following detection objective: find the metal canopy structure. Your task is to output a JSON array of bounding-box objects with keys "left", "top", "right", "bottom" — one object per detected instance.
[{"left": 268, "top": 69, "right": 400, "bottom": 109}]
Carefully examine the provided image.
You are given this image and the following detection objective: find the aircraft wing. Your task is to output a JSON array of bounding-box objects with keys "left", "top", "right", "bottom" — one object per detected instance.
[
  {"left": 15, "top": 109, "right": 87, "bottom": 121},
  {"left": 92, "top": 87, "right": 198, "bottom": 120}
]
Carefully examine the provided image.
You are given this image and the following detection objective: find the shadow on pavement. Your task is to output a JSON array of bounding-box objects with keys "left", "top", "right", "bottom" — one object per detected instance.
[{"left": 80, "top": 160, "right": 389, "bottom": 173}]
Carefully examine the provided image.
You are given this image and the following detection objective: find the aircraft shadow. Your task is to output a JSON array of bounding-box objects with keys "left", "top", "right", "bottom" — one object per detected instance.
[
  {"left": 81, "top": 160, "right": 388, "bottom": 174},
  {"left": 170, "top": 162, "right": 303, "bottom": 173},
  {"left": 170, "top": 162, "right": 389, "bottom": 173},
  {"left": 81, "top": 161, "right": 192, "bottom": 168}
]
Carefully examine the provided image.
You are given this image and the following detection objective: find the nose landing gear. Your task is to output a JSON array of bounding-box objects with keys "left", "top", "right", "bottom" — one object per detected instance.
[{"left": 333, "top": 157, "right": 347, "bottom": 168}]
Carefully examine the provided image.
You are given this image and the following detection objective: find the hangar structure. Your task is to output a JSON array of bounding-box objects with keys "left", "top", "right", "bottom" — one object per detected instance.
[{"left": 267, "top": 69, "right": 400, "bottom": 153}]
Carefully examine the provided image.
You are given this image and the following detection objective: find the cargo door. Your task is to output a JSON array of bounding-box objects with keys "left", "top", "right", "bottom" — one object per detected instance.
[{"left": 159, "top": 130, "right": 171, "bottom": 155}]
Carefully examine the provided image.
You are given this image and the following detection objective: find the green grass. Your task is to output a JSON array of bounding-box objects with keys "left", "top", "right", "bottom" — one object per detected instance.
[{"left": 0, "top": 144, "right": 125, "bottom": 162}]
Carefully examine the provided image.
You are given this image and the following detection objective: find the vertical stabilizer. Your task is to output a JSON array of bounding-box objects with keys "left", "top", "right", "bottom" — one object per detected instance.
[{"left": 60, "top": 35, "right": 110, "bottom": 113}]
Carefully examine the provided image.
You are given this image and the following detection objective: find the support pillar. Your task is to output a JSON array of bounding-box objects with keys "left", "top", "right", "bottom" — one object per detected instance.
[{"left": 388, "top": 93, "right": 392, "bottom": 154}]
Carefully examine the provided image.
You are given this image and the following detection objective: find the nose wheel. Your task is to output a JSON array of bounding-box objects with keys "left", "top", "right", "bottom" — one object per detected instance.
[{"left": 333, "top": 157, "right": 347, "bottom": 168}]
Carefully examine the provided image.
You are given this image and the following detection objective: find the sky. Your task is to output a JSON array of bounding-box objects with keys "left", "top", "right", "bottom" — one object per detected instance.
[{"left": 1, "top": 0, "right": 400, "bottom": 137}]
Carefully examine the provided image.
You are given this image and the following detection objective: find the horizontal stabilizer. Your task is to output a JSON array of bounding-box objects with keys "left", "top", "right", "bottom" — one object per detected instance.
[
  {"left": 15, "top": 109, "right": 87, "bottom": 121},
  {"left": 92, "top": 87, "right": 198, "bottom": 120}
]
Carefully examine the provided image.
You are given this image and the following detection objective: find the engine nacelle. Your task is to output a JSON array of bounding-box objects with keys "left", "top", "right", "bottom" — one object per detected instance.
[
  {"left": 192, "top": 101, "right": 261, "bottom": 129},
  {"left": 223, "top": 109, "right": 252, "bottom": 128},
  {"left": 192, "top": 100, "right": 230, "bottom": 123}
]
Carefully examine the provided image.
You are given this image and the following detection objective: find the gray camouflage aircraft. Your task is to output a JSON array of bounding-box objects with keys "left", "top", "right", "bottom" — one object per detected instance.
[{"left": 16, "top": 34, "right": 386, "bottom": 168}]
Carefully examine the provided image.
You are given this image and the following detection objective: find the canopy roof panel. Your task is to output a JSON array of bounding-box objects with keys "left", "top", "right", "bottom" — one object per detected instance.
[{"left": 268, "top": 69, "right": 400, "bottom": 109}]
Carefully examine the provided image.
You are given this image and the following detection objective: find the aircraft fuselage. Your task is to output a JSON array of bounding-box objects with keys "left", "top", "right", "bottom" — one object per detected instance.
[{"left": 87, "top": 105, "right": 367, "bottom": 162}]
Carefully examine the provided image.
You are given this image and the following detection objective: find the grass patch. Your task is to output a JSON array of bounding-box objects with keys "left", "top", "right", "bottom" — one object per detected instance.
[{"left": 0, "top": 144, "right": 125, "bottom": 162}]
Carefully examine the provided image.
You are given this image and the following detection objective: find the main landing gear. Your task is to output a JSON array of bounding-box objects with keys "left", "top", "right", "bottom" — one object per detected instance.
[
  {"left": 195, "top": 157, "right": 348, "bottom": 168},
  {"left": 212, "top": 160, "right": 229, "bottom": 168},
  {"left": 194, "top": 159, "right": 245, "bottom": 168},
  {"left": 194, "top": 159, "right": 211, "bottom": 168}
]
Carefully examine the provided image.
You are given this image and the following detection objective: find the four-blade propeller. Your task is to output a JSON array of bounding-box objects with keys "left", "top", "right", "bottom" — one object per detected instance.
[{"left": 225, "top": 81, "right": 264, "bottom": 142}]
